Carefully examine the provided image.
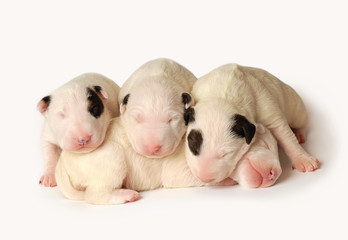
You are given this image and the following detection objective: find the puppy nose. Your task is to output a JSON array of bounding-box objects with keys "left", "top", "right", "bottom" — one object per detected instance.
[
  {"left": 146, "top": 145, "right": 162, "bottom": 154},
  {"left": 77, "top": 136, "right": 91, "bottom": 145}
]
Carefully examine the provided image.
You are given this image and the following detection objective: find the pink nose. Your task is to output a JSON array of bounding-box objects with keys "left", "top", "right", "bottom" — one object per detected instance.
[
  {"left": 146, "top": 145, "right": 162, "bottom": 154},
  {"left": 77, "top": 136, "right": 91, "bottom": 146}
]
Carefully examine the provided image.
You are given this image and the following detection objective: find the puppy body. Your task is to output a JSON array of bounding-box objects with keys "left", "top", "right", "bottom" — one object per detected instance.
[
  {"left": 38, "top": 73, "right": 120, "bottom": 187},
  {"left": 185, "top": 64, "right": 318, "bottom": 183},
  {"left": 119, "top": 58, "right": 197, "bottom": 158}
]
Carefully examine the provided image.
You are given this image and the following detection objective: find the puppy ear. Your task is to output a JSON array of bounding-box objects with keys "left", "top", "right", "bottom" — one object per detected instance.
[
  {"left": 93, "top": 86, "right": 108, "bottom": 100},
  {"left": 184, "top": 107, "right": 195, "bottom": 126},
  {"left": 231, "top": 114, "right": 256, "bottom": 144},
  {"left": 182, "top": 93, "right": 194, "bottom": 109},
  {"left": 120, "top": 94, "right": 130, "bottom": 114},
  {"left": 37, "top": 96, "right": 51, "bottom": 114}
]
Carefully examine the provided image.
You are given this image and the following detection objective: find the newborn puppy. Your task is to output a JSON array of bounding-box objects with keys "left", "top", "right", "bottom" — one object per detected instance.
[
  {"left": 185, "top": 64, "right": 319, "bottom": 184},
  {"left": 231, "top": 124, "right": 281, "bottom": 188},
  {"left": 37, "top": 73, "right": 120, "bottom": 187},
  {"left": 119, "top": 58, "right": 196, "bottom": 158}
]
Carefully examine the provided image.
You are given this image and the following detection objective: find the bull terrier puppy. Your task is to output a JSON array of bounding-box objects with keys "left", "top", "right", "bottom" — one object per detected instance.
[
  {"left": 37, "top": 73, "right": 120, "bottom": 187},
  {"left": 184, "top": 64, "right": 319, "bottom": 184},
  {"left": 119, "top": 58, "right": 196, "bottom": 158}
]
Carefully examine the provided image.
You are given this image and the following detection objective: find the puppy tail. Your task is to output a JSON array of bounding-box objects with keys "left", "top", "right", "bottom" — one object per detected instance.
[{"left": 55, "top": 160, "right": 85, "bottom": 201}]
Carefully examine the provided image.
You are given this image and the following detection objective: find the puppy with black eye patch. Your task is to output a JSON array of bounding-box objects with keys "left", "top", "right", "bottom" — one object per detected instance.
[
  {"left": 185, "top": 64, "right": 319, "bottom": 184},
  {"left": 37, "top": 73, "right": 120, "bottom": 187},
  {"left": 119, "top": 58, "right": 197, "bottom": 158}
]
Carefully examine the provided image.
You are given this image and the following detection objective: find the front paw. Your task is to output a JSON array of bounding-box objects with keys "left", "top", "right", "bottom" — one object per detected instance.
[
  {"left": 292, "top": 155, "right": 319, "bottom": 172},
  {"left": 39, "top": 173, "right": 57, "bottom": 187}
]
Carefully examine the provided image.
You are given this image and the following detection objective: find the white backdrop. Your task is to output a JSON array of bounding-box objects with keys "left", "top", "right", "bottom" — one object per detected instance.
[{"left": 1, "top": 1, "right": 347, "bottom": 239}]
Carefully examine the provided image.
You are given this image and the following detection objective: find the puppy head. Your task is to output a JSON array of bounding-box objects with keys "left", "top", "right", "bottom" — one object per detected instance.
[
  {"left": 120, "top": 77, "right": 193, "bottom": 158},
  {"left": 37, "top": 84, "right": 111, "bottom": 152},
  {"left": 184, "top": 98, "right": 256, "bottom": 183},
  {"left": 231, "top": 124, "right": 282, "bottom": 188}
]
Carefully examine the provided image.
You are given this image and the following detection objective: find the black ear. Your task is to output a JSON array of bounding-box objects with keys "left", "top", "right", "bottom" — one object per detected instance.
[
  {"left": 37, "top": 96, "right": 51, "bottom": 114},
  {"left": 182, "top": 93, "right": 194, "bottom": 109},
  {"left": 120, "top": 94, "right": 130, "bottom": 114},
  {"left": 184, "top": 107, "right": 195, "bottom": 126},
  {"left": 231, "top": 114, "right": 256, "bottom": 144},
  {"left": 93, "top": 85, "right": 108, "bottom": 100}
]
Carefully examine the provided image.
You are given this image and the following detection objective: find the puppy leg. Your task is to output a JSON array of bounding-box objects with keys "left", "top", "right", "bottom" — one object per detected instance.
[
  {"left": 55, "top": 159, "right": 85, "bottom": 201},
  {"left": 40, "top": 141, "right": 61, "bottom": 187},
  {"left": 271, "top": 123, "right": 319, "bottom": 172}
]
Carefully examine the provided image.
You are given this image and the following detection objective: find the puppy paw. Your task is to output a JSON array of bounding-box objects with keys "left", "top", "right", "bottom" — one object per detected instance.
[
  {"left": 292, "top": 155, "right": 319, "bottom": 172},
  {"left": 111, "top": 189, "right": 141, "bottom": 204},
  {"left": 39, "top": 173, "right": 57, "bottom": 187}
]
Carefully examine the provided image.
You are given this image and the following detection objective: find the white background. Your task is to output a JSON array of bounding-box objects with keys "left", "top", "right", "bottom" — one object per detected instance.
[{"left": 1, "top": 1, "right": 347, "bottom": 239}]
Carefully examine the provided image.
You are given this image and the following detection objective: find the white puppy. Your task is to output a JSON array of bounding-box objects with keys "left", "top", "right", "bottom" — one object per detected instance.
[
  {"left": 119, "top": 58, "right": 196, "bottom": 158},
  {"left": 37, "top": 73, "right": 120, "bottom": 187},
  {"left": 185, "top": 64, "right": 319, "bottom": 184}
]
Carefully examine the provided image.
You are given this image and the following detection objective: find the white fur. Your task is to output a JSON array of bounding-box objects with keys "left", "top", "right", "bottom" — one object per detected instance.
[
  {"left": 119, "top": 58, "right": 197, "bottom": 158},
  {"left": 185, "top": 64, "right": 319, "bottom": 183},
  {"left": 56, "top": 119, "right": 282, "bottom": 205},
  {"left": 38, "top": 73, "right": 120, "bottom": 187},
  {"left": 55, "top": 118, "right": 204, "bottom": 205}
]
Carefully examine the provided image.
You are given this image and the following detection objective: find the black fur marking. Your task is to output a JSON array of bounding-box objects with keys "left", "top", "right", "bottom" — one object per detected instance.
[
  {"left": 231, "top": 114, "right": 256, "bottom": 144},
  {"left": 187, "top": 129, "right": 203, "bottom": 156},
  {"left": 184, "top": 107, "right": 195, "bottom": 126},
  {"left": 182, "top": 93, "right": 192, "bottom": 105},
  {"left": 42, "top": 95, "right": 51, "bottom": 104},
  {"left": 93, "top": 85, "right": 102, "bottom": 93},
  {"left": 87, "top": 87, "right": 104, "bottom": 118},
  {"left": 122, "top": 94, "right": 130, "bottom": 105}
]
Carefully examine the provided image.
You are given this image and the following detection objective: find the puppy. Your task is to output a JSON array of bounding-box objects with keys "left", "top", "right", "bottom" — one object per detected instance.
[
  {"left": 185, "top": 64, "right": 319, "bottom": 184},
  {"left": 37, "top": 73, "right": 120, "bottom": 187},
  {"left": 119, "top": 58, "right": 196, "bottom": 158}
]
